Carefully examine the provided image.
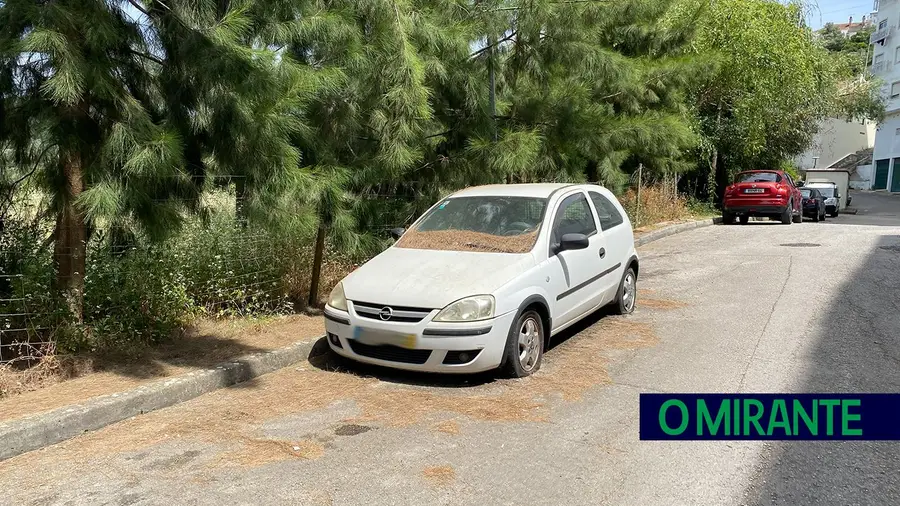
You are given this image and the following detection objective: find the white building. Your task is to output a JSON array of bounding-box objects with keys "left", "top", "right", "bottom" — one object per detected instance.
[
  {"left": 870, "top": 0, "right": 900, "bottom": 191},
  {"left": 794, "top": 118, "right": 875, "bottom": 171}
]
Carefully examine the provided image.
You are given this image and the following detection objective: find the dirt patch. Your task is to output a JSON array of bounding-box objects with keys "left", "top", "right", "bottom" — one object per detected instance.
[
  {"left": 396, "top": 229, "right": 538, "bottom": 254},
  {"left": 0, "top": 315, "right": 323, "bottom": 420},
  {"left": 434, "top": 420, "right": 460, "bottom": 435},
  {"left": 334, "top": 424, "right": 372, "bottom": 436},
  {"left": 211, "top": 439, "right": 324, "bottom": 468},
  {"left": 423, "top": 465, "right": 456, "bottom": 486},
  {"left": 639, "top": 298, "right": 688, "bottom": 310}
]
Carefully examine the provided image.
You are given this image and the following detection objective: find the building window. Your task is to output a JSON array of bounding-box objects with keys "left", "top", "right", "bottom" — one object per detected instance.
[
  {"left": 880, "top": 19, "right": 889, "bottom": 30},
  {"left": 895, "top": 47, "right": 900, "bottom": 63},
  {"left": 895, "top": 128, "right": 900, "bottom": 136},
  {"left": 892, "top": 81, "right": 900, "bottom": 98},
  {"left": 876, "top": 53, "right": 885, "bottom": 64}
]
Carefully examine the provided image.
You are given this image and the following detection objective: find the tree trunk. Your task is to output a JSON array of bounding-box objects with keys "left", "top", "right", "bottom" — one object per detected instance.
[
  {"left": 307, "top": 223, "right": 327, "bottom": 308},
  {"left": 53, "top": 151, "right": 86, "bottom": 324}
]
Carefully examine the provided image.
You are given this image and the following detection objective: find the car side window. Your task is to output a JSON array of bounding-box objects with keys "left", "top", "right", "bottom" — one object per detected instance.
[
  {"left": 550, "top": 193, "right": 597, "bottom": 251},
  {"left": 589, "top": 192, "right": 625, "bottom": 231},
  {"left": 784, "top": 174, "right": 794, "bottom": 187}
]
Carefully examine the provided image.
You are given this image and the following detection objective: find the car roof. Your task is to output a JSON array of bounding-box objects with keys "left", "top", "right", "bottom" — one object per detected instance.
[{"left": 450, "top": 183, "right": 581, "bottom": 199}]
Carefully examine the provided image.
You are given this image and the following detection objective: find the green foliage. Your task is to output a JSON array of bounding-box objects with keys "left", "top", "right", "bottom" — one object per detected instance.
[{"left": 0, "top": 0, "right": 890, "bottom": 355}]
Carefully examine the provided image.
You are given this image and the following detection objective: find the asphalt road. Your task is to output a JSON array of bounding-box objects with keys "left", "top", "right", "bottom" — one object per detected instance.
[{"left": 3, "top": 191, "right": 900, "bottom": 506}]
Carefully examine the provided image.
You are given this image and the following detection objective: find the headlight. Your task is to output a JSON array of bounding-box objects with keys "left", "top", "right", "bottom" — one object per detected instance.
[
  {"left": 434, "top": 295, "right": 495, "bottom": 322},
  {"left": 327, "top": 282, "right": 348, "bottom": 311}
]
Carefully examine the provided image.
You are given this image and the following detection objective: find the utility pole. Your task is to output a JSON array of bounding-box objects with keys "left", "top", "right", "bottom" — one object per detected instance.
[{"left": 636, "top": 163, "right": 643, "bottom": 226}]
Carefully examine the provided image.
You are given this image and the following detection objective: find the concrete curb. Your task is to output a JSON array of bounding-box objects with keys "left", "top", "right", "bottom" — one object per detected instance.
[
  {"left": 634, "top": 217, "right": 722, "bottom": 247},
  {"left": 0, "top": 338, "right": 318, "bottom": 461}
]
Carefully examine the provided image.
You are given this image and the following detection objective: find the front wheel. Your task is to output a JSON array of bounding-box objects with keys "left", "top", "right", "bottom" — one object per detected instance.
[
  {"left": 613, "top": 267, "right": 638, "bottom": 315},
  {"left": 501, "top": 310, "right": 544, "bottom": 378}
]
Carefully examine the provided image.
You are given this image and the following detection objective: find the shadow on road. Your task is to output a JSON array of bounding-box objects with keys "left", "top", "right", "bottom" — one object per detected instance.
[{"left": 745, "top": 234, "right": 900, "bottom": 504}]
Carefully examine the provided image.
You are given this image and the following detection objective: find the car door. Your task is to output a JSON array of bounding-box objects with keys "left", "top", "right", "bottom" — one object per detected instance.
[
  {"left": 545, "top": 190, "right": 606, "bottom": 330},
  {"left": 588, "top": 190, "right": 628, "bottom": 303}
]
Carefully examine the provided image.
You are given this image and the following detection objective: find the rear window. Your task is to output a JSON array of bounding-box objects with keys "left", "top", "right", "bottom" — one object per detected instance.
[
  {"left": 800, "top": 189, "right": 812, "bottom": 198},
  {"left": 737, "top": 172, "right": 782, "bottom": 183},
  {"left": 811, "top": 187, "right": 835, "bottom": 198}
]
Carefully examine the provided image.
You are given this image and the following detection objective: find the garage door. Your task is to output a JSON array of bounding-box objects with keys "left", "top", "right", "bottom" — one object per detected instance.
[
  {"left": 893, "top": 163, "right": 900, "bottom": 192},
  {"left": 874, "top": 159, "right": 890, "bottom": 190}
]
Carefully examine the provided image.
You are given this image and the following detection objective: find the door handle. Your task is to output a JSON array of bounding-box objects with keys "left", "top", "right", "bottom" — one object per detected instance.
[{"left": 598, "top": 248, "right": 606, "bottom": 259}]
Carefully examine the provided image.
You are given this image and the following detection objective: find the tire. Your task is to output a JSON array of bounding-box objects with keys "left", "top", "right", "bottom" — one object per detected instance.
[
  {"left": 739, "top": 215, "right": 749, "bottom": 225},
  {"left": 613, "top": 267, "right": 638, "bottom": 315},
  {"left": 781, "top": 200, "right": 793, "bottom": 225},
  {"left": 831, "top": 209, "right": 839, "bottom": 218},
  {"left": 722, "top": 212, "right": 735, "bottom": 225},
  {"left": 500, "top": 310, "right": 544, "bottom": 378},
  {"left": 792, "top": 206, "right": 802, "bottom": 224}
]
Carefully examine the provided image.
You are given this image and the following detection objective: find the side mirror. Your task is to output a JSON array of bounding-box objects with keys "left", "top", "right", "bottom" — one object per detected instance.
[
  {"left": 557, "top": 233, "right": 590, "bottom": 253},
  {"left": 390, "top": 227, "right": 406, "bottom": 240}
]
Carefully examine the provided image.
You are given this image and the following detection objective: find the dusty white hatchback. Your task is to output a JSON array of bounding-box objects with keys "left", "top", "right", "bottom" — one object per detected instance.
[{"left": 324, "top": 183, "right": 639, "bottom": 377}]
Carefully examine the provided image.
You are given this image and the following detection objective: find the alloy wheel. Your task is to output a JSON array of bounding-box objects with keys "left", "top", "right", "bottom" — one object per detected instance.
[{"left": 518, "top": 317, "right": 541, "bottom": 372}]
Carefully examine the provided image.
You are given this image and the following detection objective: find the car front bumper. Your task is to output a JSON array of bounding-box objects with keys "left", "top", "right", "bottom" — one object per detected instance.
[{"left": 323, "top": 304, "right": 517, "bottom": 373}]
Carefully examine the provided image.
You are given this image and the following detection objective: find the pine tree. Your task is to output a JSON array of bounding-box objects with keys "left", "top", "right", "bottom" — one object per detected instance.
[{"left": 0, "top": 0, "right": 311, "bottom": 322}]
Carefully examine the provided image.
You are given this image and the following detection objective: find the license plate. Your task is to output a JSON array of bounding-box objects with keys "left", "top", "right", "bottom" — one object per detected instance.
[
  {"left": 744, "top": 188, "right": 765, "bottom": 193},
  {"left": 352, "top": 327, "right": 418, "bottom": 349}
]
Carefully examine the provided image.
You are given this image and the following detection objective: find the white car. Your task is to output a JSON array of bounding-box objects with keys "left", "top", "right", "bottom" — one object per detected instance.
[{"left": 324, "top": 184, "right": 639, "bottom": 377}]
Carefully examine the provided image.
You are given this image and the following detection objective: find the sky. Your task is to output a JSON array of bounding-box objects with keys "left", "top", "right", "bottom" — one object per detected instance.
[{"left": 806, "top": 0, "right": 879, "bottom": 30}]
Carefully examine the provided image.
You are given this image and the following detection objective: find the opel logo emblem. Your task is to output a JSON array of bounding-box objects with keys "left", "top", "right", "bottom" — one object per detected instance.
[{"left": 379, "top": 307, "right": 393, "bottom": 321}]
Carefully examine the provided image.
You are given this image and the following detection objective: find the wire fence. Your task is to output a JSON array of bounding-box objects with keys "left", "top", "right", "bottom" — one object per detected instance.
[{"left": 0, "top": 274, "right": 56, "bottom": 365}]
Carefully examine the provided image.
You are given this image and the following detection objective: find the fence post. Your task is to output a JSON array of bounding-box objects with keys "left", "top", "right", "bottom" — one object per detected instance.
[{"left": 636, "top": 163, "right": 643, "bottom": 226}]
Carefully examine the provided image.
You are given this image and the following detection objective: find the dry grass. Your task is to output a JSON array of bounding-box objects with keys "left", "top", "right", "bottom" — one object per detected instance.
[
  {"left": 396, "top": 229, "right": 538, "bottom": 254},
  {"left": 639, "top": 298, "right": 688, "bottom": 310},
  {"left": 211, "top": 439, "right": 324, "bottom": 468},
  {"left": 620, "top": 184, "right": 692, "bottom": 229},
  {"left": 433, "top": 420, "right": 460, "bottom": 435},
  {"left": 0, "top": 315, "right": 324, "bottom": 419},
  {"left": 0, "top": 354, "right": 96, "bottom": 399},
  {"left": 423, "top": 465, "right": 456, "bottom": 486}
]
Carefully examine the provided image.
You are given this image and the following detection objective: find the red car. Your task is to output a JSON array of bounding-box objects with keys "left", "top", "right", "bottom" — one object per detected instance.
[{"left": 721, "top": 170, "right": 803, "bottom": 225}]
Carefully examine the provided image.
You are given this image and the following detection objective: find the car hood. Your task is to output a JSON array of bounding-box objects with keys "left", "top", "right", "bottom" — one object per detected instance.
[{"left": 341, "top": 246, "right": 537, "bottom": 309}]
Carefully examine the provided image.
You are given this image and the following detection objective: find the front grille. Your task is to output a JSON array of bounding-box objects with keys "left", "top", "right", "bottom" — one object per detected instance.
[
  {"left": 348, "top": 341, "right": 432, "bottom": 364},
  {"left": 352, "top": 301, "right": 433, "bottom": 323},
  {"left": 442, "top": 349, "right": 482, "bottom": 365}
]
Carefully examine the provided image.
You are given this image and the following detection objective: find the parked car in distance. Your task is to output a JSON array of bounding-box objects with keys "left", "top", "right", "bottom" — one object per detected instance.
[
  {"left": 324, "top": 184, "right": 639, "bottom": 378},
  {"left": 799, "top": 187, "right": 826, "bottom": 222},
  {"left": 721, "top": 170, "right": 803, "bottom": 225},
  {"left": 804, "top": 182, "right": 840, "bottom": 217}
]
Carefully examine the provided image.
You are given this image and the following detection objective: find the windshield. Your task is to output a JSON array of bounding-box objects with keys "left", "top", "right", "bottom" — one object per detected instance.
[
  {"left": 737, "top": 172, "right": 781, "bottom": 183},
  {"left": 812, "top": 187, "right": 835, "bottom": 198},
  {"left": 395, "top": 196, "right": 548, "bottom": 253}
]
